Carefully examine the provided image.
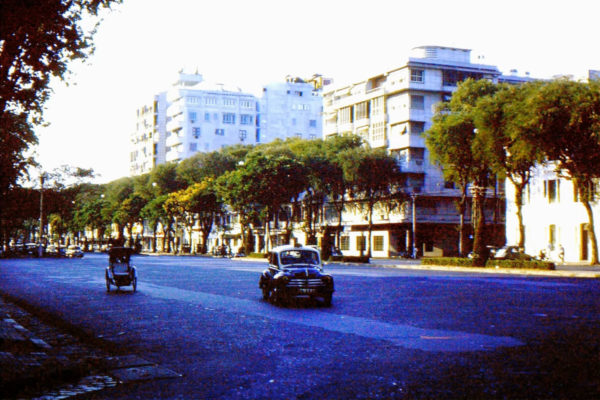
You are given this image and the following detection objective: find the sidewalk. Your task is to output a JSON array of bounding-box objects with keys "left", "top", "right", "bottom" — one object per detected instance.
[
  {"left": 369, "top": 260, "right": 600, "bottom": 278},
  {"left": 0, "top": 295, "right": 116, "bottom": 398}
]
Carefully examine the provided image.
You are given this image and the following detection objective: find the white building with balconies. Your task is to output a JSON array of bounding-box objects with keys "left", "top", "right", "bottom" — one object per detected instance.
[
  {"left": 164, "top": 72, "right": 258, "bottom": 163},
  {"left": 322, "top": 46, "right": 506, "bottom": 257},
  {"left": 259, "top": 76, "right": 324, "bottom": 143},
  {"left": 130, "top": 92, "right": 168, "bottom": 176}
]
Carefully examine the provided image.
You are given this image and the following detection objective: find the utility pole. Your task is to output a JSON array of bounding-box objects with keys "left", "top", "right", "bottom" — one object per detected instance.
[
  {"left": 38, "top": 173, "right": 45, "bottom": 257},
  {"left": 411, "top": 192, "right": 417, "bottom": 258}
]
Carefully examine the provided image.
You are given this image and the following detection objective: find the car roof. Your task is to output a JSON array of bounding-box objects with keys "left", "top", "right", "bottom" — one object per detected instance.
[{"left": 271, "top": 245, "right": 319, "bottom": 253}]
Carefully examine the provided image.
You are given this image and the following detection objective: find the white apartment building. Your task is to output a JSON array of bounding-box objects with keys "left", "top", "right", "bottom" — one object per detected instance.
[
  {"left": 258, "top": 76, "right": 323, "bottom": 143},
  {"left": 130, "top": 92, "right": 167, "bottom": 176},
  {"left": 322, "top": 46, "right": 506, "bottom": 257},
  {"left": 164, "top": 72, "right": 258, "bottom": 163},
  {"left": 505, "top": 71, "right": 600, "bottom": 263},
  {"left": 506, "top": 163, "right": 600, "bottom": 263}
]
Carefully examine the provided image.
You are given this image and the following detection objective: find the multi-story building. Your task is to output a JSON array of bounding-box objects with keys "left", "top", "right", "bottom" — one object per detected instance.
[
  {"left": 129, "top": 92, "right": 167, "bottom": 176},
  {"left": 321, "top": 46, "right": 507, "bottom": 257},
  {"left": 258, "top": 76, "right": 323, "bottom": 143},
  {"left": 164, "top": 72, "right": 258, "bottom": 163},
  {"left": 505, "top": 71, "right": 600, "bottom": 263}
]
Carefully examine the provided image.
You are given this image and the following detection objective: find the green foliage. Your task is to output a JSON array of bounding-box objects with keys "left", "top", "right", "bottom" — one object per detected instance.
[
  {"left": 422, "top": 257, "right": 555, "bottom": 270},
  {"left": 0, "top": 0, "right": 122, "bottom": 206}
]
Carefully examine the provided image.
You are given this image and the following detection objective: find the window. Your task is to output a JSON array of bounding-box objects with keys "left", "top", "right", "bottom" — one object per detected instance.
[
  {"left": 373, "top": 236, "right": 384, "bottom": 252},
  {"left": 549, "top": 224, "right": 556, "bottom": 248},
  {"left": 410, "top": 121, "right": 425, "bottom": 134},
  {"left": 239, "top": 130, "right": 247, "bottom": 141},
  {"left": 294, "top": 91, "right": 303, "bottom": 96},
  {"left": 355, "top": 101, "right": 369, "bottom": 120},
  {"left": 309, "top": 119, "right": 317, "bottom": 128},
  {"left": 240, "top": 114, "right": 253, "bottom": 125},
  {"left": 410, "top": 95, "right": 425, "bottom": 110},
  {"left": 189, "top": 112, "right": 197, "bottom": 122},
  {"left": 204, "top": 112, "right": 210, "bottom": 122},
  {"left": 189, "top": 143, "right": 197, "bottom": 151},
  {"left": 205, "top": 97, "right": 218, "bottom": 105},
  {"left": 223, "top": 97, "right": 236, "bottom": 106},
  {"left": 410, "top": 69, "right": 424, "bottom": 83},
  {"left": 371, "top": 97, "right": 384, "bottom": 115},
  {"left": 240, "top": 100, "right": 254, "bottom": 108},
  {"left": 294, "top": 133, "right": 302, "bottom": 138},
  {"left": 340, "top": 236, "right": 350, "bottom": 251},
  {"left": 222, "top": 113, "right": 236, "bottom": 124},
  {"left": 544, "top": 179, "right": 560, "bottom": 203},
  {"left": 339, "top": 107, "right": 352, "bottom": 124},
  {"left": 356, "top": 236, "right": 366, "bottom": 252},
  {"left": 192, "top": 127, "right": 201, "bottom": 138},
  {"left": 371, "top": 121, "right": 385, "bottom": 142},
  {"left": 215, "top": 128, "right": 225, "bottom": 136}
]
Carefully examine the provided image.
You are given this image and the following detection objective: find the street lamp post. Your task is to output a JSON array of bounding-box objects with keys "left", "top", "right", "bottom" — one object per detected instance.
[
  {"left": 411, "top": 192, "right": 417, "bottom": 259},
  {"left": 38, "top": 173, "right": 46, "bottom": 257}
]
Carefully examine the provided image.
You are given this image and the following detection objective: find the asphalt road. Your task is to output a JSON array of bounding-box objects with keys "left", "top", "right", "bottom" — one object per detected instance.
[{"left": 0, "top": 254, "right": 599, "bottom": 399}]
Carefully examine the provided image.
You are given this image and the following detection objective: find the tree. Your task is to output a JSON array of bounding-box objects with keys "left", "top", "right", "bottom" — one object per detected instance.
[
  {"left": 342, "top": 147, "right": 404, "bottom": 258},
  {"left": 176, "top": 149, "right": 240, "bottom": 185},
  {"left": 0, "top": 0, "right": 122, "bottom": 208},
  {"left": 140, "top": 194, "right": 167, "bottom": 253},
  {"left": 524, "top": 79, "right": 600, "bottom": 265},
  {"left": 475, "top": 83, "right": 545, "bottom": 249},
  {"left": 119, "top": 194, "right": 147, "bottom": 247},
  {"left": 324, "top": 135, "right": 364, "bottom": 247},
  {"left": 426, "top": 78, "right": 498, "bottom": 264}
]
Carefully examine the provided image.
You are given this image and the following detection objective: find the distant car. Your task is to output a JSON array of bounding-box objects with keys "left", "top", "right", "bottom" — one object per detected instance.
[
  {"left": 65, "top": 245, "right": 84, "bottom": 258},
  {"left": 259, "top": 244, "right": 334, "bottom": 306},
  {"left": 45, "top": 245, "right": 65, "bottom": 258},
  {"left": 492, "top": 245, "right": 532, "bottom": 260}
]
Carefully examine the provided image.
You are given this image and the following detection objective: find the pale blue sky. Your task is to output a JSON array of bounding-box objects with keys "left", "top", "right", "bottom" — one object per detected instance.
[{"left": 35, "top": 0, "right": 600, "bottom": 183}]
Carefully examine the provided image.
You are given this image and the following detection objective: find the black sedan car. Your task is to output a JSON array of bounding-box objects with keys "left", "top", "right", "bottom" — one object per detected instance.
[{"left": 259, "top": 245, "right": 334, "bottom": 306}]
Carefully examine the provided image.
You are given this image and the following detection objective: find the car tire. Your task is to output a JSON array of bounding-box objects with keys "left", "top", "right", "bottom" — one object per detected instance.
[
  {"left": 322, "top": 293, "right": 332, "bottom": 307},
  {"left": 132, "top": 277, "right": 137, "bottom": 293},
  {"left": 262, "top": 285, "right": 271, "bottom": 301},
  {"left": 105, "top": 272, "right": 110, "bottom": 292}
]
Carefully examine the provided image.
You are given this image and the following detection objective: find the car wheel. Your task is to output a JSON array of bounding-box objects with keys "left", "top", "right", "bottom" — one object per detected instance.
[
  {"left": 322, "top": 293, "right": 332, "bottom": 307},
  {"left": 105, "top": 272, "right": 110, "bottom": 292},
  {"left": 132, "top": 277, "right": 137, "bottom": 292},
  {"left": 262, "top": 285, "right": 271, "bottom": 301}
]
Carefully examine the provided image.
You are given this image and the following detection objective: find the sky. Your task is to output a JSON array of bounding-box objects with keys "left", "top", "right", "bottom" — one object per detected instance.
[{"left": 34, "top": 0, "right": 600, "bottom": 184}]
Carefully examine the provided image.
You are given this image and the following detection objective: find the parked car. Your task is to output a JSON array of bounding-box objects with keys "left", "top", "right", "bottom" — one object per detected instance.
[
  {"left": 45, "top": 245, "right": 65, "bottom": 258},
  {"left": 259, "top": 244, "right": 334, "bottom": 306},
  {"left": 491, "top": 245, "right": 533, "bottom": 260},
  {"left": 65, "top": 245, "right": 84, "bottom": 258}
]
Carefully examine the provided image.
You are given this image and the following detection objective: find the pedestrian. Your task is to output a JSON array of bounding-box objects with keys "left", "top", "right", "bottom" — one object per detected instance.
[{"left": 558, "top": 244, "right": 565, "bottom": 263}]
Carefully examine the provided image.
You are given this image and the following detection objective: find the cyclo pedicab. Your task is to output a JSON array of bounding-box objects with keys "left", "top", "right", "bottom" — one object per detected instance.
[{"left": 105, "top": 247, "right": 138, "bottom": 292}]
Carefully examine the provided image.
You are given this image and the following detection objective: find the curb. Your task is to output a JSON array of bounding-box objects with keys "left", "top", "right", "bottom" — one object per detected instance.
[{"left": 370, "top": 263, "right": 600, "bottom": 278}]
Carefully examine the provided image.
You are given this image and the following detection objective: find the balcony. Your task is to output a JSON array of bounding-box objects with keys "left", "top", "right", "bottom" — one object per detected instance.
[{"left": 399, "top": 159, "right": 425, "bottom": 173}]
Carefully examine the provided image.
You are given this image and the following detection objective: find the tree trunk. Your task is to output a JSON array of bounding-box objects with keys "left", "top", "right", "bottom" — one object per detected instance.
[
  {"left": 458, "top": 196, "right": 466, "bottom": 257},
  {"left": 366, "top": 203, "right": 373, "bottom": 258},
  {"left": 515, "top": 186, "right": 525, "bottom": 249},
  {"left": 583, "top": 200, "right": 599, "bottom": 265},
  {"left": 471, "top": 188, "right": 487, "bottom": 266}
]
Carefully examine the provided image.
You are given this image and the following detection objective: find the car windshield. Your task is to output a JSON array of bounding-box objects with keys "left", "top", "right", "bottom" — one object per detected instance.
[{"left": 280, "top": 250, "right": 320, "bottom": 266}]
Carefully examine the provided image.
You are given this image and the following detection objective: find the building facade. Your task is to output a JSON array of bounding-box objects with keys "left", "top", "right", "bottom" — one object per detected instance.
[
  {"left": 130, "top": 92, "right": 168, "bottom": 176},
  {"left": 258, "top": 76, "right": 323, "bottom": 143},
  {"left": 321, "top": 46, "right": 507, "bottom": 257},
  {"left": 164, "top": 72, "right": 259, "bottom": 163}
]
